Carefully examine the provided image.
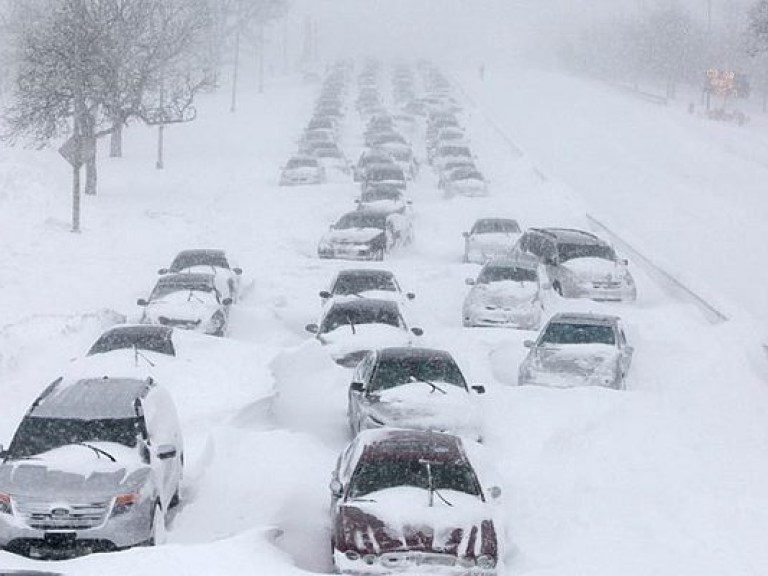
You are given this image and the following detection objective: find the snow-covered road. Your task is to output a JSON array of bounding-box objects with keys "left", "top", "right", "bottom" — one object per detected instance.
[{"left": 1, "top": 65, "right": 768, "bottom": 576}]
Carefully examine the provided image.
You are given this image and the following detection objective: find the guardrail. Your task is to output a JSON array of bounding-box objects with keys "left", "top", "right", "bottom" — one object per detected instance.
[{"left": 587, "top": 214, "right": 729, "bottom": 325}]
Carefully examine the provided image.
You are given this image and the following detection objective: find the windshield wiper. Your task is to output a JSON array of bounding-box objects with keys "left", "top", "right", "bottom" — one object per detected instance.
[
  {"left": 187, "top": 290, "right": 206, "bottom": 304},
  {"left": 409, "top": 375, "right": 447, "bottom": 395},
  {"left": 77, "top": 442, "right": 117, "bottom": 462},
  {"left": 134, "top": 344, "right": 156, "bottom": 368},
  {"left": 419, "top": 459, "right": 453, "bottom": 508},
  {"left": 345, "top": 313, "right": 357, "bottom": 335}
]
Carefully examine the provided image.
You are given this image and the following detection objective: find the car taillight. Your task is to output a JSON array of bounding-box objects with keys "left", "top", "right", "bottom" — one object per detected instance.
[
  {"left": 111, "top": 492, "right": 139, "bottom": 516},
  {"left": 0, "top": 492, "right": 11, "bottom": 514}
]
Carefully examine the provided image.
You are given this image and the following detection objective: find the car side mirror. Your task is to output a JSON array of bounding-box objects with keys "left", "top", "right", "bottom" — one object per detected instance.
[
  {"left": 465, "top": 278, "right": 476, "bottom": 286},
  {"left": 319, "top": 291, "right": 332, "bottom": 299},
  {"left": 406, "top": 292, "right": 416, "bottom": 300},
  {"left": 471, "top": 385, "right": 486, "bottom": 394},
  {"left": 523, "top": 340, "right": 535, "bottom": 348},
  {"left": 137, "top": 298, "right": 148, "bottom": 307},
  {"left": 233, "top": 267, "right": 243, "bottom": 275},
  {"left": 157, "top": 444, "right": 177, "bottom": 460},
  {"left": 488, "top": 486, "right": 502, "bottom": 499},
  {"left": 222, "top": 297, "right": 233, "bottom": 306},
  {"left": 306, "top": 323, "right": 319, "bottom": 334},
  {"left": 411, "top": 327, "right": 424, "bottom": 337},
  {"left": 462, "top": 231, "right": 469, "bottom": 238},
  {"left": 350, "top": 381, "right": 364, "bottom": 393},
  {"left": 330, "top": 478, "right": 343, "bottom": 498},
  {"left": 157, "top": 268, "right": 169, "bottom": 275}
]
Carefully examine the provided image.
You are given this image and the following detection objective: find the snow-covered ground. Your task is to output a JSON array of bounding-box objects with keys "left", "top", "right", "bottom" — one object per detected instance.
[{"left": 1, "top": 62, "right": 768, "bottom": 576}]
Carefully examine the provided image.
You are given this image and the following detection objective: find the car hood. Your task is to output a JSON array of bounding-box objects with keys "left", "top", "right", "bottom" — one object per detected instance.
[
  {"left": 560, "top": 258, "right": 627, "bottom": 281},
  {"left": 358, "top": 200, "right": 405, "bottom": 214},
  {"left": 526, "top": 344, "right": 619, "bottom": 381},
  {"left": 370, "top": 382, "right": 479, "bottom": 435},
  {"left": 283, "top": 166, "right": 320, "bottom": 176},
  {"left": 339, "top": 487, "right": 494, "bottom": 556},
  {"left": 0, "top": 443, "right": 149, "bottom": 499},
  {"left": 468, "top": 281, "right": 538, "bottom": 306},
  {"left": 322, "top": 228, "right": 384, "bottom": 245},
  {"left": 468, "top": 233, "right": 519, "bottom": 249},
  {"left": 321, "top": 324, "right": 411, "bottom": 357},
  {"left": 145, "top": 294, "right": 217, "bottom": 321}
]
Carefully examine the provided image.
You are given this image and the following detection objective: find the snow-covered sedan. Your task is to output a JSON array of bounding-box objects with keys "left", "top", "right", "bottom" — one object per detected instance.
[
  {"left": 355, "top": 185, "right": 411, "bottom": 215},
  {"left": 158, "top": 249, "right": 242, "bottom": 302},
  {"left": 514, "top": 228, "right": 636, "bottom": 302},
  {"left": 138, "top": 273, "right": 232, "bottom": 336},
  {"left": 329, "top": 429, "right": 501, "bottom": 575},
  {"left": 380, "top": 142, "right": 418, "bottom": 180},
  {"left": 353, "top": 149, "right": 396, "bottom": 182},
  {"left": 433, "top": 144, "right": 473, "bottom": 173},
  {"left": 463, "top": 255, "right": 543, "bottom": 329},
  {"left": 518, "top": 312, "right": 633, "bottom": 390},
  {"left": 443, "top": 167, "right": 488, "bottom": 198},
  {"left": 347, "top": 347, "right": 485, "bottom": 440},
  {"left": 305, "top": 298, "right": 423, "bottom": 367},
  {"left": 463, "top": 218, "right": 522, "bottom": 263},
  {"left": 319, "top": 269, "right": 415, "bottom": 306},
  {"left": 0, "top": 376, "right": 183, "bottom": 557},
  {"left": 314, "top": 144, "right": 351, "bottom": 174},
  {"left": 361, "top": 164, "right": 407, "bottom": 194},
  {"left": 317, "top": 211, "right": 413, "bottom": 261},
  {"left": 280, "top": 155, "right": 326, "bottom": 186}
]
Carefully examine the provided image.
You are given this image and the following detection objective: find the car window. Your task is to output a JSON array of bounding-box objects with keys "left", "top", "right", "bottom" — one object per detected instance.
[
  {"left": 170, "top": 253, "right": 229, "bottom": 272},
  {"left": 369, "top": 355, "right": 467, "bottom": 392},
  {"left": 557, "top": 242, "right": 617, "bottom": 263},
  {"left": 539, "top": 322, "right": 616, "bottom": 345},
  {"left": 320, "top": 305, "right": 402, "bottom": 333},
  {"left": 87, "top": 330, "right": 175, "bottom": 356},
  {"left": 478, "top": 265, "right": 538, "bottom": 284},
  {"left": 349, "top": 457, "right": 481, "bottom": 498}
]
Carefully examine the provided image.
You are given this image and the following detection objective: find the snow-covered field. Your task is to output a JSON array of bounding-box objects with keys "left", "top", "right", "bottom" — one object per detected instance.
[{"left": 1, "top": 61, "right": 768, "bottom": 576}]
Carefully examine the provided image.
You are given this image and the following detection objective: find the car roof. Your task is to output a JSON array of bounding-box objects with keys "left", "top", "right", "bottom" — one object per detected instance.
[
  {"left": 357, "top": 428, "right": 465, "bottom": 462},
  {"left": 327, "top": 298, "right": 399, "bottom": 314},
  {"left": 31, "top": 377, "right": 154, "bottom": 419},
  {"left": 174, "top": 248, "right": 226, "bottom": 260},
  {"left": 474, "top": 218, "right": 517, "bottom": 226},
  {"left": 530, "top": 227, "right": 605, "bottom": 245},
  {"left": 548, "top": 312, "right": 620, "bottom": 326}
]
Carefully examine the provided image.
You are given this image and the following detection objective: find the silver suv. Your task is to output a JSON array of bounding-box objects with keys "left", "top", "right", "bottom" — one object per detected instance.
[
  {"left": 0, "top": 376, "right": 183, "bottom": 558},
  {"left": 514, "top": 228, "right": 636, "bottom": 302}
]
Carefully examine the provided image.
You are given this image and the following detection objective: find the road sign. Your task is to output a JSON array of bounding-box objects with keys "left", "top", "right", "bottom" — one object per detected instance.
[{"left": 58, "top": 134, "right": 96, "bottom": 168}]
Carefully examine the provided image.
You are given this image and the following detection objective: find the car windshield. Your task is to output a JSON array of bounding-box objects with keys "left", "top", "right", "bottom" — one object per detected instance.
[
  {"left": 557, "top": 242, "right": 616, "bottom": 263},
  {"left": 539, "top": 322, "right": 616, "bottom": 345},
  {"left": 320, "top": 305, "right": 401, "bottom": 333},
  {"left": 367, "top": 168, "right": 405, "bottom": 182},
  {"left": 439, "top": 146, "right": 471, "bottom": 157},
  {"left": 335, "top": 212, "right": 387, "bottom": 230},
  {"left": 369, "top": 355, "right": 467, "bottom": 392},
  {"left": 334, "top": 274, "right": 397, "bottom": 295},
  {"left": 350, "top": 456, "right": 480, "bottom": 498},
  {"left": 170, "top": 253, "right": 228, "bottom": 272},
  {"left": 151, "top": 280, "right": 214, "bottom": 300},
  {"left": 7, "top": 416, "right": 144, "bottom": 459},
  {"left": 361, "top": 188, "right": 401, "bottom": 202},
  {"left": 472, "top": 220, "right": 520, "bottom": 234},
  {"left": 87, "top": 330, "right": 175, "bottom": 356},
  {"left": 286, "top": 157, "right": 318, "bottom": 169},
  {"left": 478, "top": 265, "right": 537, "bottom": 284}
]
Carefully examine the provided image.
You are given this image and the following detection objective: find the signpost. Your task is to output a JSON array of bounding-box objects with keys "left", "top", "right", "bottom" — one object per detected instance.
[{"left": 58, "top": 134, "right": 96, "bottom": 233}]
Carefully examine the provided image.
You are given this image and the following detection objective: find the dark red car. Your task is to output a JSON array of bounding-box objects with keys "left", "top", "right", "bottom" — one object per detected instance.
[{"left": 329, "top": 429, "right": 501, "bottom": 574}]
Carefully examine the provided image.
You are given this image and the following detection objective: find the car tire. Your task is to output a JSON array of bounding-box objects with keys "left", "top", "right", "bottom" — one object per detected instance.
[
  {"left": 211, "top": 312, "right": 227, "bottom": 337},
  {"left": 148, "top": 502, "right": 166, "bottom": 546}
]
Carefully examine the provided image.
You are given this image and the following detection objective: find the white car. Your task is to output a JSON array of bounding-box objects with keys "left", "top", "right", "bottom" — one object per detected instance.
[
  {"left": 280, "top": 155, "right": 326, "bottom": 186},
  {"left": 319, "top": 268, "right": 415, "bottom": 307},
  {"left": 305, "top": 298, "right": 422, "bottom": 367},
  {"left": 347, "top": 347, "right": 485, "bottom": 441},
  {"left": 318, "top": 211, "right": 413, "bottom": 261},
  {"left": 463, "top": 218, "right": 521, "bottom": 263},
  {"left": 158, "top": 249, "right": 242, "bottom": 302},
  {"left": 443, "top": 168, "right": 488, "bottom": 197},
  {"left": 138, "top": 273, "right": 231, "bottom": 336},
  {"left": 355, "top": 185, "right": 411, "bottom": 215},
  {"left": 463, "top": 256, "right": 543, "bottom": 330},
  {"left": 314, "top": 145, "right": 351, "bottom": 174}
]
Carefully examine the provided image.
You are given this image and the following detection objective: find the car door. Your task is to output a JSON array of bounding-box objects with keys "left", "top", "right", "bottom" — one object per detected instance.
[
  {"left": 141, "top": 389, "right": 183, "bottom": 508},
  {"left": 349, "top": 352, "right": 375, "bottom": 431}
]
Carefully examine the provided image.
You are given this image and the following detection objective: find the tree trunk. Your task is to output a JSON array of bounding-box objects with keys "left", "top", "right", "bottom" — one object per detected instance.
[
  {"left": 85, "top": 153, "right": 97, "bottom": 196},
  {"left": 82, "top": 111, "right": 97, "bottom": 196},
  {"left": 110, "top": 124, "right": 123, "bottom": 158}
]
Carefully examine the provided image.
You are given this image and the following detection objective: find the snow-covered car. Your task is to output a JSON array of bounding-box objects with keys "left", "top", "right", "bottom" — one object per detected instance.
[
  {"left": 518, "top": 312, "right": 633, "bottom": 390},
  {"left": 514, "top": 228, "right": 637, "bottom": 302},
  {"left": 317, "top": 211, "right": 413, "bottom": 261},
  {"left": 329, "top": 429, "right": 501, "bottom": 575},
  {"left": 298, "top": 128, "right": 336, "bottom": 154},
  {"left": 347, "top": 347, "right": 486, "bottom": 440},
  {"left": 353, "top": 149, "right": 396, "bottom": 182},
  {"left": 427, "top": 127, "right": 467, "bottom": 163},
  {"left": 433, "top": 144, "right": 474, "bottom": 173},
  {"left": 366, "top": 131, "right": 408, "bottom": 149},
  {"left": 313, "top": 144, "right": 350, "bottom": 174},
  {"left": 158, "top": 249, "right": 242, "bottom": 301},
  {"left": 443, "top": 168, "right": 488, "bottom": 197},
  {"left": 280, "top": 155, "right": 326, "bottom": 186},
  {"left": 355, "top": 185, "right": 411, "bottom": 215},
  {"left": 319, "top": 269, "right": 415, "bottom": 306},
  {"left": 138, "top": 273, "right": 232, "bottom": 336},
  {"left": 87, "top": 324, "right": 176, "bottom": 357},
  {"left": 380, "top": 142, "right": 418, "bottom": 179},
  {"left": 462, "top": 255, "right": 543, "bottom": 329},
  {"left": 463, "top": 218, "right": 522, "bottom": 263},
  {"left": 361, "top": 164, "right": 407, "bottom": 193},
  {"left": 305, "top": 298, "right": 423, "bottom": 367},
  {"left": 0, "top": 376, "right": 183, "bottom": 557}
]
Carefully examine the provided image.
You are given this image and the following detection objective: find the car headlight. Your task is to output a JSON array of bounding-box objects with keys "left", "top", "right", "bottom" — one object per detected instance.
[
  {"left": 476, "top": 554, "right": 496, "bottom": 569},
  {"left": 0, "top": 492, "right": 12, "bottom": 515},
  {"left": 111, "top": 491, "right": 139, "bottom": 517}
]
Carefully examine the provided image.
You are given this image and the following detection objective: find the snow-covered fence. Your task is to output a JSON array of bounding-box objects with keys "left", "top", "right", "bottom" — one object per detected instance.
[{"left": 586, "top": 214, "right": 729, "bottom": 325}]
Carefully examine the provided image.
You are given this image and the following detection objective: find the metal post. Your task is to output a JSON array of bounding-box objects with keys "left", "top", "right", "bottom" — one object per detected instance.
[
  {"left": 230, "top": 24, "right": 241, "bottom": 112},
  {"left": 156, "top": 124, "right": 164, "bottom": 170},
  {"left": 71, "top": 165, "right": 81, "bottom": 233},
  {"left": 258, "top": 23, "right": 265, "bottom": 94}
]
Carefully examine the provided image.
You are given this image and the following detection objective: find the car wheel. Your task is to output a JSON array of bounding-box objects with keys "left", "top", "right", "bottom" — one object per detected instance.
[
  {"left": 148, "top": 502, "right": 166, "bottom": 546},
  {"left": 211, "top": 312, "right": 227, "bottom": 337}
]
